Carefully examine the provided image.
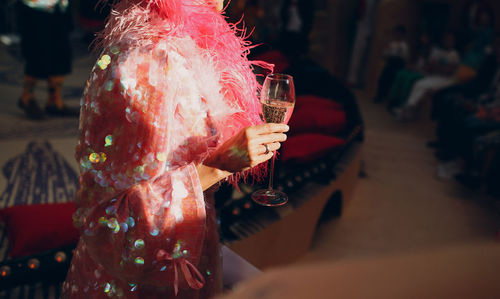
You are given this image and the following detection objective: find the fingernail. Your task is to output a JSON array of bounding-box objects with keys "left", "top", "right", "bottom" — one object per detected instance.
[{"left": 284, "top": 125, "right": 290, "bottom": 131}]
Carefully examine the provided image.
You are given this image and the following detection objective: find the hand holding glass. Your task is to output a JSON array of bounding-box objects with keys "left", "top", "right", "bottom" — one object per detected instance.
[{"left": 252, "top": 74, "right": 295, "bottom": 207}]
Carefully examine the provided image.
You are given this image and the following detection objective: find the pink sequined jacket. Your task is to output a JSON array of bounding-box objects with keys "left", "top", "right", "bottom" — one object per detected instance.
[{"left": 62, "top": 1, "right": 270, "bottom": 298}]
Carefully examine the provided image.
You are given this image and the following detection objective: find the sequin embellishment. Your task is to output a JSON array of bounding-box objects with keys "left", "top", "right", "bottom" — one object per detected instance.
[
  {"left": 89, "top": 153, "right": 100, "bottom": 163},
  {"left": 105, "top": 80, "right": 114, "bottom": 92},
  {"left": 134, "top": 257, "right": 144, "bottom": 265},
  {"left": 105, "top": 135, "right": 113, "bottom": 147},
  {"left": 134, "top": 239, "right": 145, "bottom": 249},
  {"left": 97, "top": 55, "right": 111, "bottom": 70}
]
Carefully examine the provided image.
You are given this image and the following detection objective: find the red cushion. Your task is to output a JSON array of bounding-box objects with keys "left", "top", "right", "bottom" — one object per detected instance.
[
  {"left": 0, "top": 202, "right": 79, "bottom": 258},
  {"left": 281, "top": 133, "right": 346, "bottom": 163},
  {"left": 253, "top": 50, "right": 290, "bottom": 74},
  {"left": 289, "top": 107, "right": 347, "bottom": 135},
  {"left": 295, "top": 95, "right": 343, "bottom": 111}
]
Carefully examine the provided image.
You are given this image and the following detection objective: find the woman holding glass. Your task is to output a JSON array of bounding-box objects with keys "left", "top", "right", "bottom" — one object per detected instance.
[{"left": 62, "top": 0, "right": 290, "bottom": 298}]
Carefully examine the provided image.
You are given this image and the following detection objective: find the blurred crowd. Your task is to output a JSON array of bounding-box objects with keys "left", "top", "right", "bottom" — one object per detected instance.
[{"left": 371, "top": 5, "right": 500, "bottom": 197}]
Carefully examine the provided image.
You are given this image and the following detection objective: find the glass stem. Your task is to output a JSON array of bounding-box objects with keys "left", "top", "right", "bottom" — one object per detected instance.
[{"left": 268, "top": 152, "right": 275, "bottom": 190}]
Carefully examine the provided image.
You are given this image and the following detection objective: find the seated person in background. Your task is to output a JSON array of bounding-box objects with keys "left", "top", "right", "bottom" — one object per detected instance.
[
  {"left": 431, "top": 33, "right": 500, "bottom": 143},
  {"left": 372, "top": 25, "right": 409, "bottom": 103},
  {"left": 432, "top": 37, "right": 500, "bottom": 183},
  {"left": 452, "top": 131, "right": 500, "bottom": 190},
  {"left": 431, "top": 45, "right": 498, "bottom": 124},
  {"left": 387, "top": 32, "right": 432, "bottom": 110},
  {"left": 394, "top": 32, "right": 460, "bottom": 120},
  {"left": 450, "top": 105, "right": 500, "bottom": 188},
  {"left": 434, "top": 67, "right": 500, "bottom": 160},
  {"left": 458, "top": 10, "right": 494, "bottom": 80}
]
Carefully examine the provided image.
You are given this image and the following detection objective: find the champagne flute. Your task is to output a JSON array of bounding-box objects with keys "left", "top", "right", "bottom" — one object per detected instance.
[{"left": 252, "top": 73, "right": 295, "bottom": 207}]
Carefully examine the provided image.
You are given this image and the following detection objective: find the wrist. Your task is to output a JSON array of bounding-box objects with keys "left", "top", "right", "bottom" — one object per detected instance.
[{"left": 196, "top": 163, "right": 232, "bottom": 191}]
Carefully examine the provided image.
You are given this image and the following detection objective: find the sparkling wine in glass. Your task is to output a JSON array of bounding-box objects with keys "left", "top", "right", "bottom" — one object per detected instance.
[{"left": 252, "top": 74, "right": 295, "bottom": 207}]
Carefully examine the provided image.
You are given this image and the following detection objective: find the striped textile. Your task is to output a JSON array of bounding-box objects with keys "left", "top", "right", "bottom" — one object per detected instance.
[
  {"left": 0, "top": 140, "right": 78, "bottom": 298},
  {"left": 0, "top": 281, "right": 62, "bottom": 299}
]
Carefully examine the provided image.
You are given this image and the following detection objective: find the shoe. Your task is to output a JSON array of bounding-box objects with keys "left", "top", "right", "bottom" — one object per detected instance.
[
  {"left": 393, "top": 108, "right": 407, "bottom": 121},
  {"left": 45, "top": 105, "right": 79, "bottom": 117},
  {"left": 18, "top": 98, "right": 44, "bottom": 120},
  {"left": 436, "top": 160, "right": 463, "bottom": 180}
]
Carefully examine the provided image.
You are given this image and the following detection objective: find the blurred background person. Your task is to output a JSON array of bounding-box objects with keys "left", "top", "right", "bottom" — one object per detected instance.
[
  {"left": 430, "top": 33, "right": 500, "bottom": 182},
  {"left": 393, "top": 32, "right": 461, "bottom": 120},
  {"left": 16, "top": 0, "right": 75, "bottom": 119},
  {"left": 454, "top": 10, "right": 495, "bottom": 84},
  {"left": 372, "top": 25, "right": 409, "bottom": 103},
  {"left": 387, "top": 32, "right": 433, "bottom": 110}
]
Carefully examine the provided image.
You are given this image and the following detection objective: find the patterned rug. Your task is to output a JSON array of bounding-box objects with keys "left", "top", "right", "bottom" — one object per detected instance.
[{"left": 0, "top": 139, "right": 79, "bottom": 298}]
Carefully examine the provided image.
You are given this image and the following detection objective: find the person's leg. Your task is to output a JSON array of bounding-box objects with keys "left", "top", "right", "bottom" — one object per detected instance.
[
  {"left": 430, "top": 85, "right": 462, "bottom": 121},
  {"left": 373, "top": 63, "right": 391, "bottom": 102},
  {"left": 393, "top": 76, "right": 430, "bottom": 120},
  {"left": 374, "top": 57, "right": 405, "bottom": 102},
  {"left": 453, "top": 119, "right": 500, "bottom": 188},
  {"left": 458, "top": 139, "right": 498, "bottom": 190},
  {"left": 17, "top": 75, "right": 44, "bottom": 119},
  {"left": 401, "top": 72, "right": 424, "bottom": 98},
  {"left": 20, "top": 75, "right": 37, "bottom": 105},
  {"left": 17, "top": 4, "right": 45, "bottom": 119},
  {"left": 45, "top": 75, "right": 78, "bottom": 116},
  {"left": 428, "top": 91, "right": 463, "bottom": 147},
  {"left": 436, "top": 103, "right": 470, "bottom": 160},
  {"left": 44, "top": 8, "right": 76, "bottom": 116},
  {"left": 387, "top": 69, "right": 407, "bottom": 108},
  {"left": 449, "top": 116, "right": 500, "bottom": 164},
  {"left": 47, "top": 76, "right": 64, "bottom": 109},
  {"left": 397, "top": 71, "right": 424, "bottom": 108},
  {"left": 406, "top": 76, "right": 453, "bottom": 108}
]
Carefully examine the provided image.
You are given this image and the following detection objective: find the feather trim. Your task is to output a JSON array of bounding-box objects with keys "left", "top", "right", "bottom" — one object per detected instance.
[{"left": 96, "top": 0, "right": 273, "bottom": 182}]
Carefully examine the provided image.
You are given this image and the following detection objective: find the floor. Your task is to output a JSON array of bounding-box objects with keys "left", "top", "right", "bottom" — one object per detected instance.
[{"left": 303, "top": 93, "right": 500, "bottom": 263}]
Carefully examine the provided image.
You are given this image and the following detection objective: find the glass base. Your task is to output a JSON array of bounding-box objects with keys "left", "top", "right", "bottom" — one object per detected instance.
[{"left": 251, "top": 189, "right": 288, "bottom": 207}]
